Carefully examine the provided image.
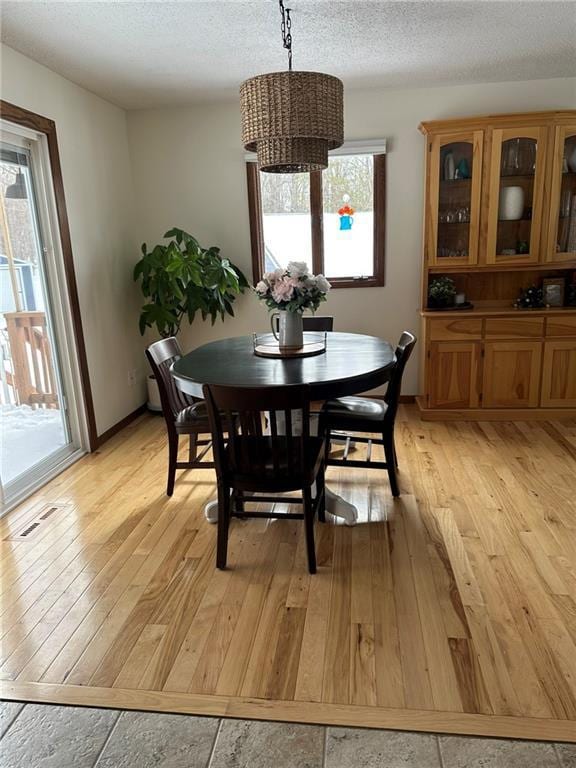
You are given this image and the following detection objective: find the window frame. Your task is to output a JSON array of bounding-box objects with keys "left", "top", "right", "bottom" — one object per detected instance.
[{"left": 247, "top": 152, "right": 386, "bottom": 289}]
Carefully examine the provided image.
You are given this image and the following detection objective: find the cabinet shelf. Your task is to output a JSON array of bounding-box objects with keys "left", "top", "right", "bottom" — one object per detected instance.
[
  {"left": 421, "top": 305, "right": 576, "bottom": 318},
  {"left": 499, "top": 173, "right": 536, "bottom": 181},
  {"left": 428, "top": 261, "right": 574, "bottom": 273},
  {"left": 440, "top": 178, "right": 472, "bottom": 186}
]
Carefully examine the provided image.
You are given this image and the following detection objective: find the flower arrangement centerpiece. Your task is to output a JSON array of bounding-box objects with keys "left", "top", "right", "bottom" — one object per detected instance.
[{"left": 255, "top": 261, "right": 331, "bottom": 348}]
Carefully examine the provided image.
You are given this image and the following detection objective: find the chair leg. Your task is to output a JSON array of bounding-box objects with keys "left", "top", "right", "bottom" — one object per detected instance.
[
  {"left": 316, "top": 463, "right": 326, "bottom": 523},
  {"left": 383, "top": 433, "right": 400, "bottom": 497},
  {"left": 303, "top": 486, "right": 317, "bottom": 574},
  {"left": 234, "top": 489, "right": 244, "bottom": 514},
  {"left": 167, "top": 433, "right": 178, "bottom": 497},
  {"left": 216, "top": 482, "right": 231, "bottom": 570},
  {"left": 324, "top": 430, "right": 332, "bottom": 464},
  {"left": 189, "top": 433, "right": 198, "bottom": 463}
]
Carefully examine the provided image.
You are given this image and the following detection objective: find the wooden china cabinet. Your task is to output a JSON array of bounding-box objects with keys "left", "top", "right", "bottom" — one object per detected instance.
[{"left": 418, "top": 110, "right": 576, "bottom": 420}]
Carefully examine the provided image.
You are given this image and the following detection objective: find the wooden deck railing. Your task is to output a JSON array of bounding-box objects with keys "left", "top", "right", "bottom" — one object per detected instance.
[{"left": 4, "top": 311, "right": 59, "bottom": 408}]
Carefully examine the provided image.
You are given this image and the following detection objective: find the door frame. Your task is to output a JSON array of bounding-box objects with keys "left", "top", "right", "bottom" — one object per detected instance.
[{"left": 1, "top": 100, "right": 97, "bottom": 452}]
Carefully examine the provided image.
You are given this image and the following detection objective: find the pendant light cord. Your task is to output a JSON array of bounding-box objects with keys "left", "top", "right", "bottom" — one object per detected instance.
[{"left": 279, "top": 0, "right": 293, "bottom": 71}]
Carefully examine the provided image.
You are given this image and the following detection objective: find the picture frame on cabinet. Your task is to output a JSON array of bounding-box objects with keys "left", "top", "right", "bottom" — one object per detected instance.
[{"left": 542, "top": 277, "right": 566, "bottom": 307}]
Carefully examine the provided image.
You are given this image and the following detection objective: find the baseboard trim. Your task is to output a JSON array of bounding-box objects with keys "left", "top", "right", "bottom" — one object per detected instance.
[
  {"left": 416, "top": 396, "right": 576, "bottom": 421},
  {"left": 1, "top": 681, "right": 574, "bottom": 742},
  {"left": 95, "top": 404, "right": 148, "bottom": 450},
  {"left": 92, "top": 396, "right": 415, "bottom": 452}
]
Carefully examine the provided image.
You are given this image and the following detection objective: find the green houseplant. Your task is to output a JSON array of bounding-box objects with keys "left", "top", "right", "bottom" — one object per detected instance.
[
  {"left": 134, "top": 228, "right": 248, "bottom": 409},
  {"left": 428, "top": 276, "right": 457, "bottom": 309},
  {"left": 134, "top": 227, "right": 248, "bottom": 338}
]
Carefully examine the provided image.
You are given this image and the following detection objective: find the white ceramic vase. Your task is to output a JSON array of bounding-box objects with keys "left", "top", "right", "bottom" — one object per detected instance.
[
  {"left": 567, "top": 146, "right": 576, "bottom": 173},
  {"left": 498, "top": 186, "right": 524, "bottom": 221},
  {"left": 271, "top": 310, "right": 303, "bottom": 349}
]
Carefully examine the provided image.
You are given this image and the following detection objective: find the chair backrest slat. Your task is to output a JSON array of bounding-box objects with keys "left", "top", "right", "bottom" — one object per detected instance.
[
  {"left": 284, "top": 409, "right": 292, "bottom": 440},
  {"left": 146, "top": 338, "right": 195, "bottom": 433},
  {"left": 203, "top": 383, "right": 312, "bottom": 480},
  {"left": 269, "top": 410, "right": 278, "bottom": 438},
  {"left": 384, "top": 331, "right": 417, "bottom": 426}
]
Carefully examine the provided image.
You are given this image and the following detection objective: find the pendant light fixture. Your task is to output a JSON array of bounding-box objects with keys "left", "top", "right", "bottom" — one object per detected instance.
[
  {"left": 5, "top": 169, "right": 27, "bottom": 200},
  {"left": 240, "top": 0, "right": 343, "bottom": 174}
]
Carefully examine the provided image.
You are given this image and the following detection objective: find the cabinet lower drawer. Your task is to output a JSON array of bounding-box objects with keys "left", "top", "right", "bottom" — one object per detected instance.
[{"left": 485, "top": 317, "right": 544, "bottom": 338}]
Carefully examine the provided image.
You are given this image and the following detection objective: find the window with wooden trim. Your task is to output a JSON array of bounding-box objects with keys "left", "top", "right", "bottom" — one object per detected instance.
[{"left": 247, "top": 152, "right": 386, "bottom": 288}]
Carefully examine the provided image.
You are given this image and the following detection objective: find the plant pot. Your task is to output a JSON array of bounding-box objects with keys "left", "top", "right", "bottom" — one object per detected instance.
[
  {"left": 147, "top": 374, "right": 162, "bottom": 412},
  {"left": 428, "top": 296, "right": 455, "bottom": 309}
]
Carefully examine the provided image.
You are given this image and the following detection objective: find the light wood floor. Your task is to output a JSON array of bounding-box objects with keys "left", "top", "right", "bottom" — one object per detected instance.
[{"left": 1, "top": 407, "right": 576, "bottom": 742}]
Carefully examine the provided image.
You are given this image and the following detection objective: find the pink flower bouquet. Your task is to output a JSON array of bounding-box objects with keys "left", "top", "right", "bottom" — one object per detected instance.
[{"left": 254, "top": 262, "right": 331, "bottom": 312}]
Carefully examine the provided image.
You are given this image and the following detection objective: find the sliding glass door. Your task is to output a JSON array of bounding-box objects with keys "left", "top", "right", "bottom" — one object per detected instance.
[{"left": 0, "top": 126, "right": 85, "bottom": 510}]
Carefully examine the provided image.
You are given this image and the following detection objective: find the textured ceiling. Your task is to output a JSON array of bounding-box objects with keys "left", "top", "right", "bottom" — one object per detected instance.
[{"left": 1, "top": 1, "right": 575, "bottom": 109}]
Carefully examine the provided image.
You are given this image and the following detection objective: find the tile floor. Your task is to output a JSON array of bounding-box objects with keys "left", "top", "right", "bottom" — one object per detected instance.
[{"left": 1, "top": 702, "right": 574, "bottom": 768}]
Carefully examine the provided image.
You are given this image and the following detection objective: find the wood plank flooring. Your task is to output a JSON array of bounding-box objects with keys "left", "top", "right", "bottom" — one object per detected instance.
[{"left": 1, "top": 407, "right": 575, "bottom": 741}]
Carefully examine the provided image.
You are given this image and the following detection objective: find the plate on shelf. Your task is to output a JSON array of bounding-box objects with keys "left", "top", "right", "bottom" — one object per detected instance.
[{"left": 426, "top": 302, "right": 475, "bottom": 312}]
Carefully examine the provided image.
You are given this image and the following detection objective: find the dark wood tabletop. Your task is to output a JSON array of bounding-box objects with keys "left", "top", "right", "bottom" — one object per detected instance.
[{"left": 172, "top": 332, "right": 396, "bottom": 400}]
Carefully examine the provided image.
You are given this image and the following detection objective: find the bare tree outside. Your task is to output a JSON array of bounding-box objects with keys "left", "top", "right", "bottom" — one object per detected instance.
[
  {"left": 260, "top": 155, "right": 373, "bottom": 214},
  {"left": 323, "top": 155, "right": 373, "bottom": 212}
]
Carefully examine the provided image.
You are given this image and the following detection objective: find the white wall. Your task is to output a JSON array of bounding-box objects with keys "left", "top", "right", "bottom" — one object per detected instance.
[
  {"left": 1, "top": 44, "right": 146, "bottom": 435},
  {"left": 127, "top": 77, "right": 576, "bottom": 394}
]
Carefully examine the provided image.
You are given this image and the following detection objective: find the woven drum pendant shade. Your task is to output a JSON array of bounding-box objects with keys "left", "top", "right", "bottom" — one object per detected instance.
[{"left": 240, "top": 71, "right": 344, "bottom": 173}]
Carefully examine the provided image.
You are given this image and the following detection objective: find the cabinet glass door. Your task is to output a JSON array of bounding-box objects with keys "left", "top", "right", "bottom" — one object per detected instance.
[
  {"left": 546, "top": 125, "right": 576, "bottom": 263},
  {"left": 427, "top": 131, "right": 483, "bottom": 267},
  {"left": 486, "top": 128, "right": 547, "bottom": 264}
]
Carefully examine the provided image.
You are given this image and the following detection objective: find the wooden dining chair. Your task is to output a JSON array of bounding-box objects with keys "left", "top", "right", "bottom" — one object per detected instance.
[
  {"left": 272, "top": 315, "right": 334, "bottom": 333},
  {"left": 320, "top": 331, "right": 417, "bottom": 497},
  {"left": 303, "top": 315, "right": 334, "bottom": 332},
  {"left": 146, "top": 338, "right": 214, "bottom": 497},
  {"left": 203, "top": 382, "right": 326, "bottom": 573}
]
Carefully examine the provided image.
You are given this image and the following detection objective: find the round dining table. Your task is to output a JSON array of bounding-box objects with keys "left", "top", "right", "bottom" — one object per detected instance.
[{"left": 172, "top": 332, "right": 396, "bottom": 525}]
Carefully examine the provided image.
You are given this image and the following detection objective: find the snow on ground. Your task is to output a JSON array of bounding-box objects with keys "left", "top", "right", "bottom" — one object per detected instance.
[
  {"left": 1, "top": 404, "right": 66, "bottom": 484},
  {"left": 263, "top": 212, "right": 374, "bottom": 277}
]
